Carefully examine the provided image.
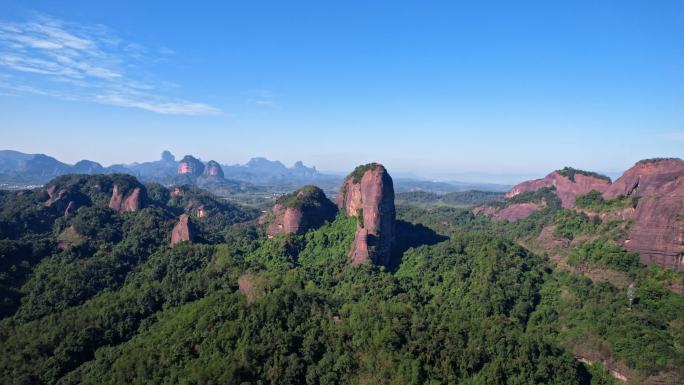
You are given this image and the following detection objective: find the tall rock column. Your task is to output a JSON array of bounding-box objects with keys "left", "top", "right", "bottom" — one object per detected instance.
[{"left": 337, "top": 163, "right": 395, "bottom": 266}]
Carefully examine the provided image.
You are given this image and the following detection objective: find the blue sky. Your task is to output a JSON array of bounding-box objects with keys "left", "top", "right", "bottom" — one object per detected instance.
[{"left": 0, "top": 1, "right": 682, "bottom": 183}]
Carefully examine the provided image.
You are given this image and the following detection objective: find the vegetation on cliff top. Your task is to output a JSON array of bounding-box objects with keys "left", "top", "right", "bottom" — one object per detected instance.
[
  {"left": 635, "top": 157, "right": 683, "bottom": 165},
  {"left": 556, "top": 167, "right": 611, "bottom": 183},
  {"left": 275, "top": 185, "right": 333, "bottom": 210},
  {"left": 346, "top": 162, "right": 384, "bottom": 183},
  {"left": 490, "top": 186, "right": 562, "bottom": 210}
]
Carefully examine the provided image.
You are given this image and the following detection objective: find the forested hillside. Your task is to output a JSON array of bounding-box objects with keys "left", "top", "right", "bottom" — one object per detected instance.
[{"left": 0, "top": 174, "right": 682, "bottom": 385}]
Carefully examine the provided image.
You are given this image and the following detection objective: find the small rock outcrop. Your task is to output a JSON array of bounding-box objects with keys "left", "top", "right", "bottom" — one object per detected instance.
[
  {"left": 202, "top": 160, "right": 224, "bottom": 178},
  {"left": 260, "top": 185, "right": 337, "bottom": 236},
  {"left": 506, "top": 168, "right": 611, "bottom": 208},
  {"left": 108, "top": 184, "right": 143, "bottom": 213},
  {"left": 178, "top": 155, "right": 205, "bottom": 177},
  {"left": 337, "top": 163, "right": 395, "bottom": 266},
  {"left": 170, "top": 214, "right": 194, "bottom": 245}
]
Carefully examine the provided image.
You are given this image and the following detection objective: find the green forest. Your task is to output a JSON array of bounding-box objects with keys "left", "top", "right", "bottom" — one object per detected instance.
[{"left": 1, "top": 175, "right": 682, "bottom": 385}]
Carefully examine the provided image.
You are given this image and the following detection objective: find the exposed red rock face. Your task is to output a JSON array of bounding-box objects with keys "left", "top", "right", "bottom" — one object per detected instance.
[
  {"left": 473, "top": 202, "right": 546, "bottom": 222},
  {"left": 262, "top": 204, "right": 304, "bottom": 235},
  {"left": 202, "top": 160, "right": 224, "bottom": 178},
  {"left": 108, "top": 185, "right": 142, "bottom": 213},
  {"left": 177, "top": 155, "right": 205, "bottom": 177},
  {"left": 497, "top": 159, "right": 684, "bottom": 269},
  {"left": 506, "top": 171, "right": 611, "bottom": 208},
  {"left": 260, "top": 185, "right": 337, "bottom": 236},
  {"left": 337, "top": 164, "right": 395, "bottom": 266},
  {"left": 608, "top": 160, "right": 684, "bottom": 268},
  {"left": 170, "top": 187, "right": 184, "bottom": 197},
  {"left": 170, "top": 214, "right": 194, "bottom": 245},
  {"left": 350, "top": 228, "right": 370, "bottom": 265},
  {"left": 604, "top": 159, "right": 684, "bottom": 198}
]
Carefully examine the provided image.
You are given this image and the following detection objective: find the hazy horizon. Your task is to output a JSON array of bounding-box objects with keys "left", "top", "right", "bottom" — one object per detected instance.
[{"left": 1, "top": 1, "right": 682, "bottom": 184}]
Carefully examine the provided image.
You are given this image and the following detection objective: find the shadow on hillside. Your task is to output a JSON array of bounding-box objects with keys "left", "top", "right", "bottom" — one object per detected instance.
[{"left": 389, "top": 220, "right": 449, "bottom": 271}]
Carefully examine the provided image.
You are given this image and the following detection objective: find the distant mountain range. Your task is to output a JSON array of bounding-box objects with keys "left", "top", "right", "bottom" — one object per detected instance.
[{"left": 0, "top": 150, "right": 510, "bottom": 194}]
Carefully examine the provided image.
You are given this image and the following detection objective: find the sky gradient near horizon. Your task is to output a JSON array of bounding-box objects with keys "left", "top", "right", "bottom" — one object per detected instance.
[{"left": 0, "top": 1, "right": 682, "bottom": 183}]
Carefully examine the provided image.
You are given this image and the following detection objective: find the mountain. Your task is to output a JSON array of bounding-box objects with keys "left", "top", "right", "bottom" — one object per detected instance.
[
  {"left": 474, "top": 159, "right": 684, "bottom": 269},
  {"left": 1, "top": 167, "right": 682, "bottom": 384},
  {"left": 221, "top": 157, "right": 338, "bottom": 188},
  {"left": 0, "top": 150, "right": 72, "bottom": 183},
  {"left": 0, "top": 150, "right": 512, "bottom": 199}
]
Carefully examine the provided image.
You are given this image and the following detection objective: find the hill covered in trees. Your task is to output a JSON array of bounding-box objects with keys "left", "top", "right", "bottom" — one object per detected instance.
[{"left": 0, "top": 170, "right": 682, "bottom": 385}]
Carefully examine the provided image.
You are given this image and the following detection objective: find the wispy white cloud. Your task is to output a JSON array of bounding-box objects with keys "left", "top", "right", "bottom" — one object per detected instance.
[
  {"left": 96, "top": 93, "right": 220, "bottom": 116},
  {"left": 0, "top": 15, "right": 220, "bottom": 115}
]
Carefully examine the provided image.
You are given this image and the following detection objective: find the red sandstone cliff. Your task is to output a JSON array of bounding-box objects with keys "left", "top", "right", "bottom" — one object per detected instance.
[
  {"left": 171, "top": 214, "right": 194, "bottom": 245},
  {"left": 607, "top": 160, "right": 684, "bottom": 268},
  {"left": 260, "top": 185, "right": 337, "bottom": 236},
  {"left": 506, "top": 170, "right": 611, "bottom": 209},
  {"left": 604, "top": 159, "right": 684, "bottom": 198},
  {"left": 337, "top": 163, "right": 395, "bottom": 266},
  {"left": 178, "top": 155, "right": 205, "bottom": 177},
  {"left": 484, "top": 160, "right": 684, "bottom": 269},
  {"left": 108, "top": 184, "right": 142, "bottom": 213}
]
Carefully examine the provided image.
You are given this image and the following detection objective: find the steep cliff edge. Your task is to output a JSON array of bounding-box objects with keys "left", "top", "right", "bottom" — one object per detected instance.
[
  {"left": 608, "top": 159, "right": 684, "bottom": 268},
  {"left": 337, "top": 163, "right": 395, "bottom": 266}
]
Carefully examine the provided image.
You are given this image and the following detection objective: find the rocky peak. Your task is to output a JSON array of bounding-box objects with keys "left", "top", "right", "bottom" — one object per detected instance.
[
  {"left": 260, "top": 185, "right": 337, "bottom": 236},
  {"left": 161, "top": 150, "right": 175, "bottom": 163},
  {"left": 290, "top": 161, "right": 318, "bottom": 178},
  {"left": 506, "top": 167, "right": 611, "bottom": 208},
  {"left": 337, "top": 163, "right": 396, "bottom": 266},
  {"left": 108, "top": 184, "right": 143, "bottom": 213},
  {"left": 170, "top": 214, "right": 195, "bottom": 245},
  {"left": 202, "top": 160, "right": 224, "bottom": 178},
  {"left": 178, "top": 155, "right": 205, "bottom": 177}
]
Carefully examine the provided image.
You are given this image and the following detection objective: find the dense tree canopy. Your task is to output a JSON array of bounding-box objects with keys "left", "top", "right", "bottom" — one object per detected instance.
[{"left": 0, "top": 174, "right": 682, "bottom": 385}]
